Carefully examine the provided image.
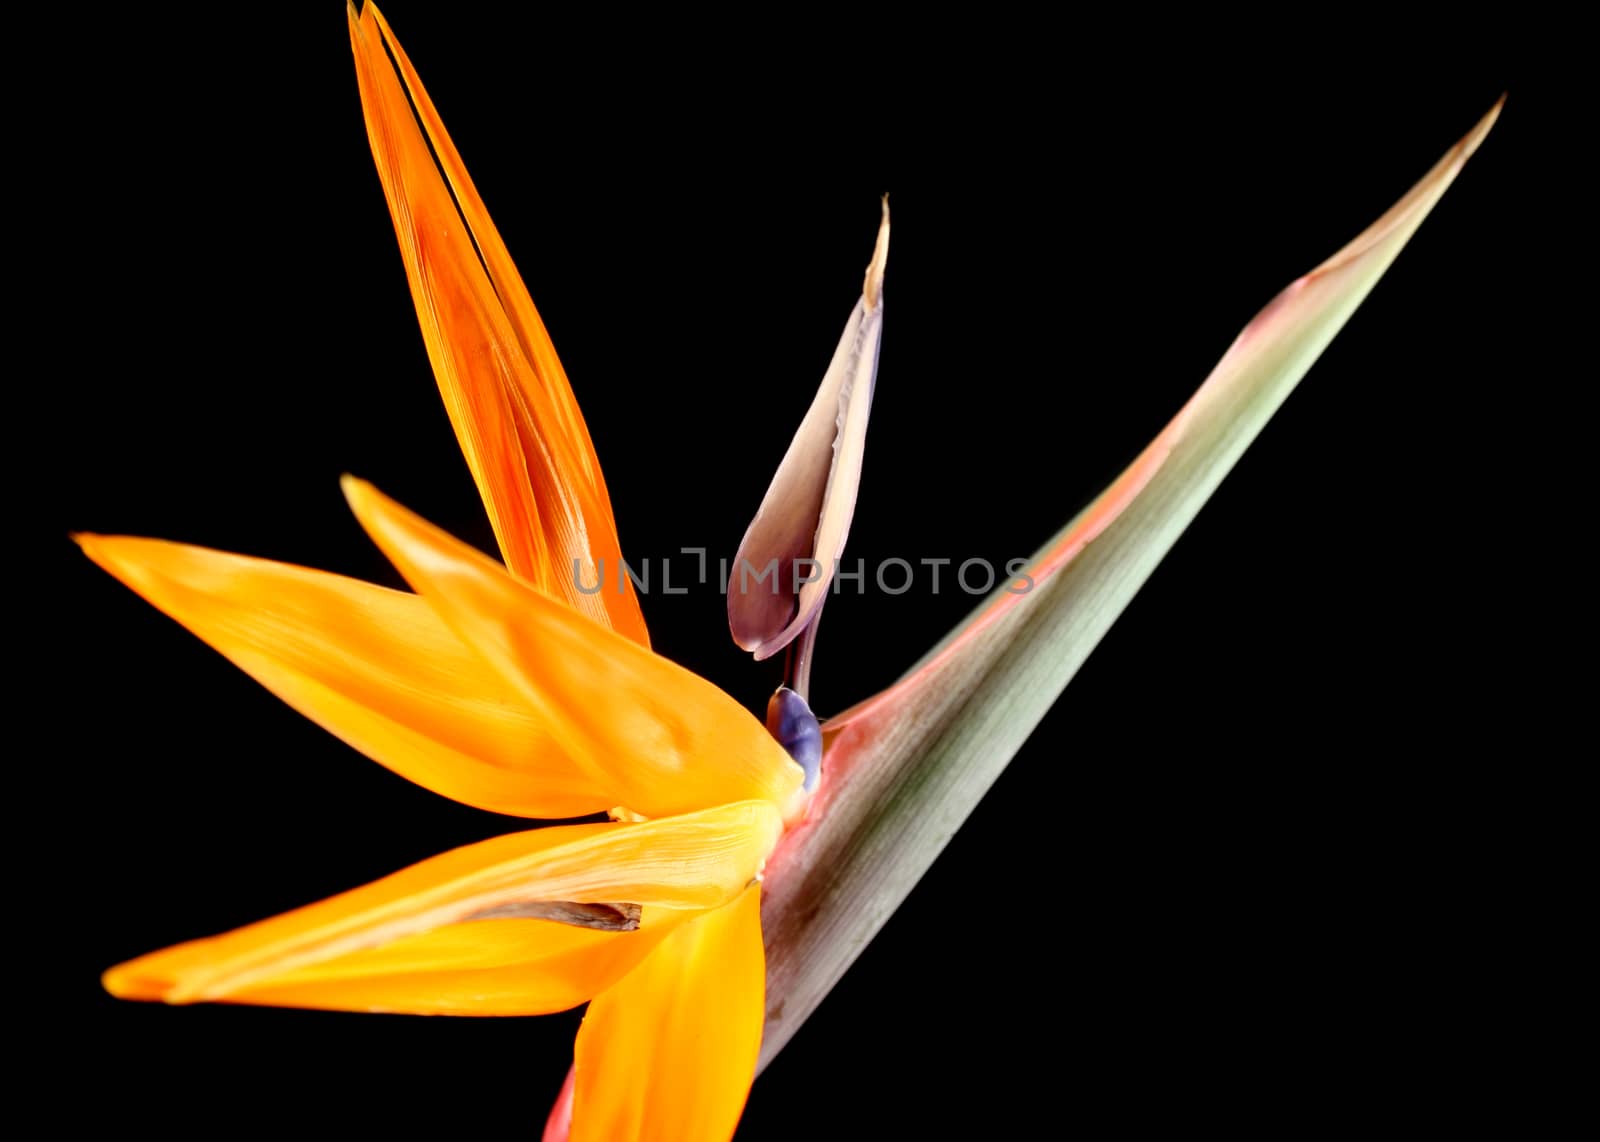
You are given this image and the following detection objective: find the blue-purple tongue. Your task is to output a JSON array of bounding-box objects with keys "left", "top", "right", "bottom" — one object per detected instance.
[{"left": 766, "top": 686, "right": 822, "bottom": 791}]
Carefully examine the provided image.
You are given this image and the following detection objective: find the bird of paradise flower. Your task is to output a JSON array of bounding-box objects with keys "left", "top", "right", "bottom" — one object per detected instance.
[{"left": 79, "top": 4, "right": 1500, "bottom": 1139}]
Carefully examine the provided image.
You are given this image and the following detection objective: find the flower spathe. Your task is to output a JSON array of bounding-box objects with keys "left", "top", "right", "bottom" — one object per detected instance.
[{"left": 86, "top": 5, "right": 817, "bottom": 1139}]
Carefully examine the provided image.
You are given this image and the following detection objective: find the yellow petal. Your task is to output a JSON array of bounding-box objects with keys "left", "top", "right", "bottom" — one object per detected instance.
[
  {"left": 572, "top": 885, "right": 765, "bottom": 1142},
  {"left": 342, "top": 478, "right": 808, "bottom": 822},
  {"left": 348, "top": 4, "right": 648, "bottom": 647},
  {"left": 104, "top": 802, "right": 780, "bottom": 1006},
  {"left": 75, "top": 533, "right": 613, "bottom": 819}
]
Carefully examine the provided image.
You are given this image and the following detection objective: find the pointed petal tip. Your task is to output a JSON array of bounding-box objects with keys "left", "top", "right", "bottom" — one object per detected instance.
[
  {"left": 1456, "top": 94, "right": 1504, "bottom": 161},
  {"left": 340, "top": 474, "right": 382, "bottom": 522},
  {"left": 103, "top": 958, "right": 175, "bottom": 1004},
  {"left": 339, "top": 474, "right": 378, "bottom": 530},
  {"left": 73, "top": 531, "right": 135, "bottom": 579},
  {"left": 864, "top": 196, "right": 890, "bottom": 310},
  {"left": 73, "top": 531, "right": 129, "bottom": 585}
]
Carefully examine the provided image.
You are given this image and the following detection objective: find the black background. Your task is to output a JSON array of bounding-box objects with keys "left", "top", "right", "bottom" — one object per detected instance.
[{"left": 32, "top": 4, "right": 1560, "bottom": 1136}]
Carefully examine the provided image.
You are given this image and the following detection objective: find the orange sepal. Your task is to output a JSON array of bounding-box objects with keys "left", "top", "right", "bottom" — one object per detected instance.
[
  {"left": 572, "top": 885, "right": 765, "bottom": 1142},
  {"left": 75, "top": 533, "right": 614, "bottom": 819},
  {"left": 105, "top": 801, "right": 780, "bottom": 1009},
  {"left": 348, "top": 3, "right": 647, "bottom": 646}
]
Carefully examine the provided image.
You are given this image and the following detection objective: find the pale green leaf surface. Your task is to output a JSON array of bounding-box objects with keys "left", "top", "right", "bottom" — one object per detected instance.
[{"left": 758, "top": 99, "right": 1502, "bottom": 1067}]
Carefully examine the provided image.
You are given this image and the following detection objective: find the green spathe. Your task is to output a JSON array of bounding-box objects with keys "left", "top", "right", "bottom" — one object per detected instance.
[{"left": 757, "top": 98, "right": 1503, "bottom": 1068}]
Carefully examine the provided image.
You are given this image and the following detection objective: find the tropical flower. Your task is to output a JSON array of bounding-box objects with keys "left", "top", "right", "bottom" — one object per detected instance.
[
  {"left": 79, "top": 3, "right": 1501, "bottom": 1136},
  {"left": 83, "top": 4, "right": 875, "bottom": 1139}
]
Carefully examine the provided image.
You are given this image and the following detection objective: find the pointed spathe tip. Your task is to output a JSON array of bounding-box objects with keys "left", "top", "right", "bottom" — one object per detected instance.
[{"left": 1458, "top": 94, "right": 1505, "bottom": 161}]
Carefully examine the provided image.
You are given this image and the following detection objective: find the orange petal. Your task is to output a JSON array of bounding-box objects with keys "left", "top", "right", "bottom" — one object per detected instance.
[
  {"left": 75, "top": 533, "right": 615, "bottom": 819},
  {"left": 343, "top": 478, "right": 808, "bottom": 823},
  {"left": 348, "top": 4, "right": 648, "bottom": 647},
  {"left": 104, "top": 801, "right": 780, "bottom": 1007},
  {"left": 360, "top": 3, "right": 611, "bottom": 515},
  {"left": 208, "top": 918, "right": 671, "bottom": 1016},
  {"left": 572, "top": 885, "right": 765, "bottom": 1142}
]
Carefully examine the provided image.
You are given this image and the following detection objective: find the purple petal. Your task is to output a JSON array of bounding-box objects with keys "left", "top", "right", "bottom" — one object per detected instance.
[{"left": 729, "top": 200, "right": 889, "bottom": 660}]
